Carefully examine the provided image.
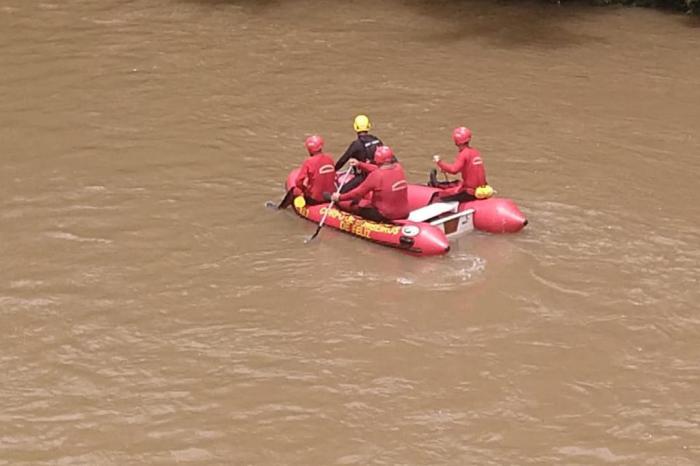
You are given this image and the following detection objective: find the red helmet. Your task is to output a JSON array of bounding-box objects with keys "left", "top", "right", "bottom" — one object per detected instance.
[
  {"left": 374, "top": 145, "right": 394, "bottom": 165},
  {"left": 452, "top": 127, "right": 472, "bottom": 145},
  {"left": 304, "top": 135, "right": 324, "bottom": 154}
]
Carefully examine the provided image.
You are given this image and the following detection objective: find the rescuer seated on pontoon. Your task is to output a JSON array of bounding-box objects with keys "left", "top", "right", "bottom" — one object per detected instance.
[
  {"left": 293, "top": 135, "right": 337, "bottom": 206},
  {"left": 328, "top": 146, "right": 409, "bottom": 223},
  {"left": 429, "top": 126, "right": 494, "bottom": 202}
]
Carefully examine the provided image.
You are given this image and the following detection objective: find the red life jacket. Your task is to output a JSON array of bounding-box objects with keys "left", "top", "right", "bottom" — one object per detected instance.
[
  {"left": 437, "top": 147, "right": 487, "bottom": 195},
  {"left": 295, "top": 153, "right": 336, "bottom": 202},
  {"left": 339, "top": 163, "right": 409, "bottom": 220}
]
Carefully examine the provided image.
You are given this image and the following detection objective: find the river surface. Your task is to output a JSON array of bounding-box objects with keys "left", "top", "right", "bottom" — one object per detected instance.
[{"left": 1, "top": 1, "right": 699, "bottom": 464}]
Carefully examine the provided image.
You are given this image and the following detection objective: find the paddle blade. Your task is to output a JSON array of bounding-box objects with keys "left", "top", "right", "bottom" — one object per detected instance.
[
  {"left": 304, "top": 226, "right": 322, "bottom": 243},
  {"left": 277, "top": 189, "right": 295, "bottom": 209}
]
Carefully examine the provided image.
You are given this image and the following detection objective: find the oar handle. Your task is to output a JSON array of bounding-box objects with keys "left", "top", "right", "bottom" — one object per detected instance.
[
  {"left": 318, "top": 169, "right": 352, "bottom": 228},
  {"left": 317, "top": 201, "right": 334, "bottom": 229},
  {"left": 305, "top": 169, "right": 354, "bottom": 243}
]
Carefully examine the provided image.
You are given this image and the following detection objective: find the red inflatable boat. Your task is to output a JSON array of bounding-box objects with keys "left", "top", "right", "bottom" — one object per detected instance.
[
  {"left": 281, "top": 169, "right": 527, "bottom": 256},
  {"left": 402, "top": 182, "right": 528, "bottom": 234}
]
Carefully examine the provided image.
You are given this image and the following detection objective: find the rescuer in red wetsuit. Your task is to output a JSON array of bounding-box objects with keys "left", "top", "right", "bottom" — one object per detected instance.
[
  {"left": 431, "top": 127, "right": 488, "bottom": 203},
  {"left": 294, "top": 135, "right": 337, "bottom": 205},
  {"left": 330, "top": 146, "right": 409, "bottom": 223}
]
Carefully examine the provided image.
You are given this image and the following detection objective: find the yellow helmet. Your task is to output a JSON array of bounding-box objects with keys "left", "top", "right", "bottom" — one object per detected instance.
[
  {"left": 353, "top": 114, "right": 371, "bottom": 133},
  {"left": 475, "top": 185, "right": 494, "bottom": 200}
]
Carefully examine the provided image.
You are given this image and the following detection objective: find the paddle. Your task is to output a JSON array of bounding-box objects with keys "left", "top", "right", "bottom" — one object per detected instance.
[
  {"left": 304, "top": 169, "right": 352, "bottom": 243},
  {"left": 432, "top": 154, "right": 451, "bottom": 183},
  {"left": 265, "top": 187, "right": 296, "bottom": 210}
]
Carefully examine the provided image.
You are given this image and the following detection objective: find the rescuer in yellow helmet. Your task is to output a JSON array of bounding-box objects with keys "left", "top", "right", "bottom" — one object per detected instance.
[{"left": 335, "top": 114, "right": 389, "bottom": 193}]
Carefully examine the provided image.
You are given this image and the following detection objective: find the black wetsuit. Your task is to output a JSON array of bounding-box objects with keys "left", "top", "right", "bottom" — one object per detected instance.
[
  {"left": 335, "top": 133, "right": 383, "bottom": 169},
  {"left": 357, "top": 206, "right": 392, "bottom": 223},
  {"left": 335, "top": 133, "right": 383, "bottom": 193}
]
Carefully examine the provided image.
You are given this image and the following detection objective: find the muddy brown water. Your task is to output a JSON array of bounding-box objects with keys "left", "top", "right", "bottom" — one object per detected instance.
[{"left": 1, "top": 1, "right": 699, "bottom": 464}]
